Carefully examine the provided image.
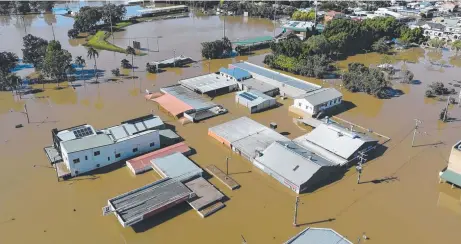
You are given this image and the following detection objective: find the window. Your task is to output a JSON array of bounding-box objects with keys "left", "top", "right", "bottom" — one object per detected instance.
[
  {"left": 73, "top": 158, "right": 80, "bottom": 164},
  {"left": 75, "top": 170, "right": 79, "bottom": 175},
  {"left": 108, "top": 157, "right": 110, "bottom": 161},
  {"left": 132, "top": 148, "right": 138, "bottom": 153},
  {"left": 115, "top": 153, "right": 121, "bottom": 158},
  {"left": 94, "top": 151, "right": 100, "bottom": 156},
  {"left": 298, "top": 102, "right": 302, "bottom": 107},
  {"left": 85, "top": 156, "right": 88, "bottom": 160},
  {"left": 96, "top": 164, "right": 100, "bottom": 168},
  {"left": 305, "top": 105, "right": 308, "bottom": 110},
  {"left": 150, "top": 142, "right": 155, "bottom": 147}
]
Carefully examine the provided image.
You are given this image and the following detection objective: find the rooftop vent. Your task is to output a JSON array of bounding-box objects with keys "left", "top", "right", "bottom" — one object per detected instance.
[{"left": 293, "top": 165, "right": 299, "bottom": 171}]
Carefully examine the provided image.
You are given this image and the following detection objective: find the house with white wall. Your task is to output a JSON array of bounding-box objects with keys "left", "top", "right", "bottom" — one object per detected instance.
[
  {"left": 51, "top": 115, "right": 164, "bottom": 177},
  {"left": 291, "top": 88, "right": 342, "bottom": 117}
]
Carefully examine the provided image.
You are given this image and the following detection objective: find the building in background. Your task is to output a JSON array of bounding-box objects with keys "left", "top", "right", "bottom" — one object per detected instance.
[
  {"left": 291, "top": 88, "right": 342, "bottom": 117},
  {"left": 324, "top": 11, "right": 347, "bottom": 22}
]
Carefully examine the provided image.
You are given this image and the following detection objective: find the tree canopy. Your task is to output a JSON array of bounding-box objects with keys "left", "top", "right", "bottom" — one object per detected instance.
[
  {"left": 22, "top": 34, "right": 49, "bottom": 69},
  {"left": 201, "top": 37, "right": 232, "bottom": 59},
  {"left": 0, "top": 52, "right": 21, "bottom": 91},
  {"left": 292, "top": 10, "right": 316, "bottom": 21},
  {"left": 100, "top": 3, "right": 127, "bottom": 25},
  {"left": 371, "top": 37, "right": 389, "bottom": 54},
  {"left": 342, "top": 62, "right": 390, "bottom": 98},
  {"left": 399, "top": 27, "right": 426, "bottom": 44},
  {"left": 41, "top": 41, "right": 73, "bottom": 82},
  {"left": 73, "top": 6, "right": 103, "bottom": 32}
]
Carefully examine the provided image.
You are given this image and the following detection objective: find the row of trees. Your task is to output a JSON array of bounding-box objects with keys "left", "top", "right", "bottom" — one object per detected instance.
[
  {"left": 68, "top": 4, "right": 127, "bottom": 38},
  {"left": 218, "top": 1, "right": 296, "bottom": 19},
  {"left": 0, "top": 1, "right": 54, "bottom": 15},
  {"left": 201, "top": 37, "right": 232, "bottom": 59},
  {"left": 263, "top": 34, "right": 331, "bottom": 78},
  {"left": 291, "top": 10, "right": 316, "bottom": 21}
]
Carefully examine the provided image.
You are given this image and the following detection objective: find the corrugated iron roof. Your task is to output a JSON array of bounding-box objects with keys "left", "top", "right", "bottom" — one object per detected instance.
[
  {"left": 294, "top": 123, "right": 377, "bottom": 160},
  {"left": 232, "top": 62, "right": 320, "bottom": 93},
  {"left": 219, "top": 67, "right": 251, "bottom": 81},
  {"left": 297, "top": 88, "right": 342, "bottom": 106},
  {"left": 153, "top": 93, "right": 193, "bottom": 116},
  {"left": 161, "top": 85, "right": 216, "bottom": 110},
  {"left": 255, "top": 141, "right": 333, "bottom": 186},
  {"left": 151, "top": 152, "right": 203, "bottom": 179},
  {"left": 179, "top": 73, "right": 237, "bottom": 94},
  {"left": 236, "top": 90, "right": 275, "bottom": 108}
]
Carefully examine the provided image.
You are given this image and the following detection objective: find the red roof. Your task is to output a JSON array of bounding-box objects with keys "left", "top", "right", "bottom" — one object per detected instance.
[
  {"left": 326, "top": 11, "right": 341, "bottom": 17},
  {"left": 126, "top": 142, "right": 191, "bottom": 175},
  {"left": 153, "top": 93, "right": 193, "bottom": 116}
]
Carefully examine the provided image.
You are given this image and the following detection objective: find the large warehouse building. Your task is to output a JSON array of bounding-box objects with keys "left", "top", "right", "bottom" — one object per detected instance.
[
  {"left": 231, "top": 61, "right": 321, "bottom": 98},
  {"left": 208, "top": 117, "right": 289, "bottom": 160},
  {"left": 253, "top": 141, "right": 340, "bottom": 193}
]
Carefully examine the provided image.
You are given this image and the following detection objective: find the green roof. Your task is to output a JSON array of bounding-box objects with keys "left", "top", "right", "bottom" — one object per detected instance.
[
  {"left": 440, "top": 169, "right": 461, "bottom": 187},
  {"left": 232, "top": 36, "right": 273, "bottom": 45}
]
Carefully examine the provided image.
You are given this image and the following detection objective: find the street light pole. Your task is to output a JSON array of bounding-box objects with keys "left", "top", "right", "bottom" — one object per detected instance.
[
  {"left": 293, "top": 196, "right": 299, "bottom": 227},
  {"left": 173, "top": 49, "right": 176, "bottom": 67},
  {"left": 411, "top": 119, "right": 422, "bottom": 147}
]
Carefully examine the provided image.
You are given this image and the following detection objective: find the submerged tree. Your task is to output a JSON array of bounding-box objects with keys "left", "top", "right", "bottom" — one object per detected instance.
[
  {"left": 41, "top": 41, "right": 73, "bottom": 87},
  {"left": 0, "top": 51, "right": 21, "bottom": 91},
  {"left": 74, "top": 56, "right": 86, "bottom": 82},
  {"left": 22, "top": 34, "right": 49, "bottom": 69},
  {"left": 125, "top": 46, "right": 136, "bottom": 76}
]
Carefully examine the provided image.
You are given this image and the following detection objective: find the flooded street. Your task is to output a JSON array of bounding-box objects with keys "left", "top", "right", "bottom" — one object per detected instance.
[{"left": 1, "top": 11, "right": 461, "bottom": 244}]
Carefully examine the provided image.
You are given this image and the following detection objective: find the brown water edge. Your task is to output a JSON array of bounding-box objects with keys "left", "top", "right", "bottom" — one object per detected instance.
[{"left": 2, "top": 26, "right": 461, "bottom": 244}]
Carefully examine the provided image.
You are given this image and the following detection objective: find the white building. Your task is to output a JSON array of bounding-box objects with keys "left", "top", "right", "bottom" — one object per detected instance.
[
  {"left": 413, "top": 20, "right": 461, "bottom": 42},
  {"left": 291, "top": 88, "right": 342, "bottom": 117},
  {"left": 235, "top": 90, "right": 276, "bottom": 113},
  {"left": 52, "top": 115, "right": 164, "bottom": 177}
]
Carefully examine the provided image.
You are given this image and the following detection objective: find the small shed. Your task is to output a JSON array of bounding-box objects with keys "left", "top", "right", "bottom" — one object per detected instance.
[
  {"left": 235, "top": 90, "right": 276, "bottom": 113},
  {"left": 151, "top": 152, "right": 203, "bottom": 180}
]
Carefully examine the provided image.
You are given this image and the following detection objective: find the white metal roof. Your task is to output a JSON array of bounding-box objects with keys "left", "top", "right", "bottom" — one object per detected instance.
[
  {"left": 161, "top": 85, "right": 216, "bottom": 110},
  {"left": 179, "top": 73, "right": 237, "bottom": 94},
  {"left": 285, "top": 227, "right": 352, "bottom": 244},
  {"left": 151, "top": 152, "right": 203, "bottom": 179},
  {"left": 236, "top": 90, "right": 276, "bottom": 108},
  {"left": 255, "top": 141, "right": 334, "bottom": 186},
  {"left": 61, "top": 134, "right": 113, "bottom": 153},
  {"left": 297, "top": 88, "right": 342, "bottom": 106},
  {"left": 294, "top": 123, "right": 377, "bottom": 160},
  {"left": 208, "top": 117, "right": 269, "bottom": 144}
]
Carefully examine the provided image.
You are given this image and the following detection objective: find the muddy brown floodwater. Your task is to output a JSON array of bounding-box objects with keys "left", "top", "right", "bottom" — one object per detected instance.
[{"left": 1, "top": 11, "right": 461, "bottom": 244}]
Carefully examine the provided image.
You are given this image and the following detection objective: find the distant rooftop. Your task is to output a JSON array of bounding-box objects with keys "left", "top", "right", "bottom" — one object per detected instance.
[
  {"left": 219, "top": 67, "right": 251, "bottom": 81},
  {"left": 231, "top": 62, "right": 320, "bottom": 93},
  {"left": 297, "top": 88, "right": 342, "bottom": 106},
  {"left": 179, "top": 73, "right": 237, "bottom": 94},
  {"left": 282, "top": 21, "right": 325, "bottom": 32}
]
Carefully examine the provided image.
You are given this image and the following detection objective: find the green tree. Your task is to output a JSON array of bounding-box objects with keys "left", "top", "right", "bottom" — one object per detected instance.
[
  {"left": 428, "top": 38, "right": 445, "bottom": 49},
  {"left": 100, "top": 4, "right": 126, "bottom": 25},
  {"left": 303, "top": 35, "right": 331, "bottom": 56},
  {"left": 401, "top": 70, "right": 414, "bottom": 83},
  {"left": 0, "top": 51, "right": 21, "bottom": 91},
  {"left": 292, "top": 10, "right": 315, "bottom": 21},
  {"left": 86, "top": 47, "right": 99, "bottom": 82},
  {"left": 0, "top": 2, "right": 14, "bottom": 15},
  {"left": 22, "top": 34, "right": 48, "bottom": 69},
  {"left": 74, "top": 56, "right": 86, "bottom": 82},
  {"left": 125, "top": 46, "right": 136, "bottom": 76},
  {"left": 73, "top": 6, "right": 102, "bottom": 32},
  {"left": 146, "top": 63, "right": 158, "bottom": 73},
  {"left": 372, "top": 37, "right": 389, "bottom": 54},
  {"left": 342, "top": 62, "right": 390, "bottom": 97},
  {"left": 380, "top": 55, "right": 392, "bottom": 64},
  {"left": 201, "top": 37, "right": 233, "bottom": 59},
  {"left": 400, "top": 27, "right": 426, "bottom": 44},
  {"left": 68, "top": 28, "right": 79, "bottom": 39},
  {"left": 41, "top": 41, "right": 73, "bottom": 87},
  {"left": 111, "top": 68, "right": 121, "bottom": 77},
  {"left": 14, "top": 1, "right": 31, "bottom": 15},
  {"left": 452, "top": 40, "right": 461, "bottom": 55},
  {"left": 121, "top": 59, "right": 131, "bottom": 69}
]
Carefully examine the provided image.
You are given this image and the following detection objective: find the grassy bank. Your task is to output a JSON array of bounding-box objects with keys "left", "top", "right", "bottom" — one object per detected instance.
[{"left": 85, "top": 31, "right": 126, "bottom": 53}]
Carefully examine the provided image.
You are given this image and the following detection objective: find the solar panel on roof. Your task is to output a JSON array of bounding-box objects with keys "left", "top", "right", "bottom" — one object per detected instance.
[
  {"left": 239, "top": 92, "right": 258, "bottom": 101},
  {"left": 72, "top": 127, "right": 94, "bottom": 138}
]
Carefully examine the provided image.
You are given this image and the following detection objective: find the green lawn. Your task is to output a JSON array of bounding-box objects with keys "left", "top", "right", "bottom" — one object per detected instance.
[
  {"left": 85, "top": 31, "right": 126, "bottom": 53},
  {"left": 115, "top": 21, "right": 133, "bottom": 29}
]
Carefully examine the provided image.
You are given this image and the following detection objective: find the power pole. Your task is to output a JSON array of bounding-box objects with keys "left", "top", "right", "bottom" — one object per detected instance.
[
  {"left": 109, "top": 3, "right": 114, "bottom": 44},
  {"left": 173, "top": 49, "right": 176, "bottom": 67},
  {"left": 241, "top": 234, "right": 247, "bottom": 244},
  {"left": 356, "top": 151, "right": 367, "bottom": 184},
  {"left": 226, "top": 156, "right": 230, "bottom": 175},
  {"left": 23, "top": 104, "right": 30, "bottom": 124},
  {"left": 293, "top": 196, "right": 299, "bottom": 227},
  {"left": 443, "top": 96, "right": 450, "bottom": 122},
  {"left": 411, "top": 119, "right": 422, "bottom": 147},
  {"left": 223, "top": 14, "right": 226, "bottom": 38},
  {"left": 273, "top": 1, "right": 276, "bottom": 37}
]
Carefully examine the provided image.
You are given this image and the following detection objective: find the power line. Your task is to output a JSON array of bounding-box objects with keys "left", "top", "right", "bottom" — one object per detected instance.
[{"left": 411, "top": 119, "right": 422, "bottom": 147}]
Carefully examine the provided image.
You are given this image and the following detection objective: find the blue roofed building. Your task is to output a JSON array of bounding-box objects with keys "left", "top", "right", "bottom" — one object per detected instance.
[
  {"left": 285, "top": 227, "right": 352, "bottom": 244},
  {"left": 219, "top": 67, "right": 251, "bottom": 81}
]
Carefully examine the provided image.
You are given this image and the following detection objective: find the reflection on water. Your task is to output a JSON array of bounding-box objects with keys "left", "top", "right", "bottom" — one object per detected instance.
[
  {"left": 0, "top": 92, "right": 25, "bottom": 114},
  {"left": 450, "top": 55, "right": 461, "bottom": 68}
]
